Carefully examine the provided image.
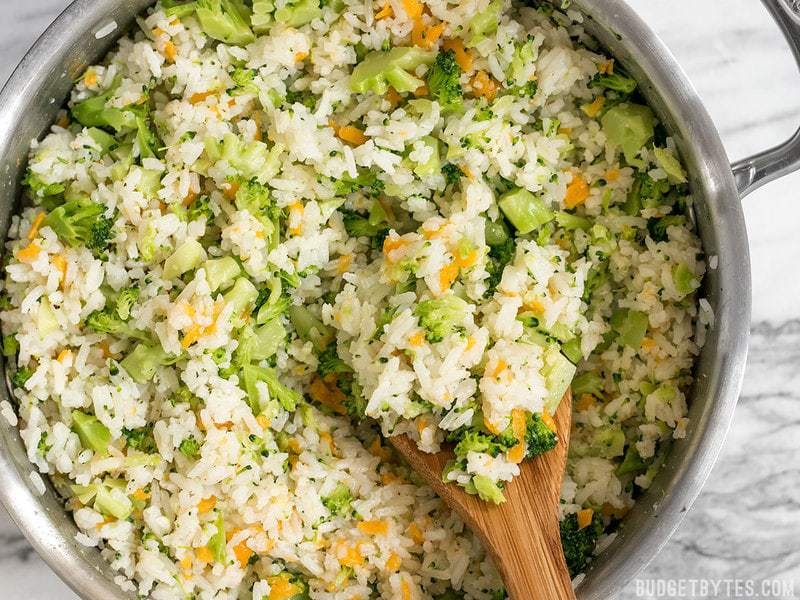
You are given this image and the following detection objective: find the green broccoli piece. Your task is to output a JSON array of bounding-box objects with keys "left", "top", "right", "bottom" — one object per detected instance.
[
  {"left": 414, "top": 295, "right": 470, "bottom": 343},
  {"left": 317, "top": 345, "right": 352, "bottom": 377},
  {"left": 122, "top": 425, "right": 158, "bottom": 454},
  {"left": 71, "top": 410, "right": 111, "bottom": 456},
  {"left": 453, "top": 430, "right": 512, "bottom": 459},
  {"left": 601, "top": 103, "right": 654, "bottom": 168},
  {"left": 525, "top": 413, "right": 557, "bottom": 458},
  {"left": 196, "top": 0, "right": 255, "bottom": 45},
  {"left": 427, "top": 49, "right": 463, "bottom": 111},
  {"left": 589, "top": 69, "right": 637, "bottom": 94},
  {"left": 242, "top": 364, "right": 301, "bottom": 413},
  {"left": 275, "top": 0, "right": 321, "bottom": 27},
  {"left": 485, "top": 237, "right": 516, "bottom": 296},
  {"left": 120, "top": 343, "right": 177, "bottom": 383},
  {"left": 322, "top": 483, "right": 353, "bottom": 516},
  {"left": 71, "top": 83, "right": 137, "bottom": 133},
  {"left": 340, "top": 209, "right": 390, "bottom": 251},
  {"left": 341, "top": 385, "right": 367, "bottom": 421},
  {"left": 442, "top": 163, "right": 461, "bottom": 187},
  {"left": 187, "top": 194, "right": 214, "bottom": 223},
  {"left": 571, "top": 371, "right": 606, "bottom": 400},
  {"left": 285, "top": 88, "right": 317, "bottom": 111},
  {"left": 350, "top": 47, "right": 436, "bottom": 95},
  {"left": 647, "top": 215, "right": 685, "bottom": 243},
  {"left": 229, "top": 67, "right": 259, "bottom": 96},
  {"left": 207, "top": 512, "right": 226, "bottom": 562},
  {"left": 560, "top": 511, "right": 604, "bottom": 577},
  {"left": 333, "top": 169, "right": 385, "bottom": 198},
  {"left": 437, "top": 589, "right": 466, "bottom": 600},
  {"left": 288, "top": 305, "right": 334, "bottom": 353},
  {"left": 470, "top": 474, "right": 505, "bottom": 504},
  {"left": 11, "top": 366, "right": 34, "bottom": 388},
  {"left": 233, "top": 179, "right": 281, "bottom": 243},
  {"left": 86, "top": 308, "right": 149, "bottom": 341},
  {"left": 179, "top": 435, "right": 201, "bottom": 458},
  {"left": 23, "top": 170, "right": 65, "bottom": 203},
  {"left": 2, "top": 335, "right": 19, "bottom": 357},
  {"left": 250, "top": 0, "right": 275, "bottom": 32},
  {"left": 115, "top": 287, "right": 140, "bottom": 321},
  {"left": 44, "top": 198, "right": 115, "bottom": 257}
]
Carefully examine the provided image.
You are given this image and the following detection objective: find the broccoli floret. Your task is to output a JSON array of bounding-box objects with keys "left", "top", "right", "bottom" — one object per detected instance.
[
  {"left": 317, "top": 345, "right": 352, "bottom": 377},
  {"left": 560, "top": 511, "right": 604, "bottom": 577},
  {"left": 44, "top": 199, "right": 115, "bottom": 257},
  {"left": 187, "top": 195, "right": 214, "bottom": 223},
  {"left": 341, "top": 384, "right": 367, "bottom": 421},
  {"left": 11, "top": 366, "right": 34, "bottom": 388},
  {"left": 178, "top": 435, "right": 201, "bottom": 458},
  {"left": 453, "top": 430, "right": 512, "bottom": 459},
  {"left": 340, "top": 209, "right": 390, "bottom": 251},
  {"left": 233, "top": 179, "right": 281, "bottom": 242},
  {"left": 115, "top": 287, "right": 140, "bottom": 321},
  {"left": 485, "top": 237, "right": 516, "bottom": 296},
  {"left": 442, "top": 163, "right": 461, "bottom": 187},
  {"left": 520, "top": 80, "right": 538, "bottom": 97},
  {"left": 285, "top": 89, "right": 317, "bottom": 111},
  {"left": 525, "top": 413, "right": 557, "bottom": 458},
  {"left": 229, "top": 67, "right": 259, "bottom": 96},
  {"left": 437, "top": 589, "right": 466, "bottom": 600},
  {"left": 647, "top": 215, "right": 685, "bottom": 243},
  {"left": 413, "top": 295, "right": 470, "bottom": 343},
  {"left": 334, "top": 170, "right": 385, "bottom": 198},
  {"left": 322, "top": 483, "right": 353, "bottom": 516},
  {"left": 427, "top": 49, "right": 463, "bottom": 111},
  {"left": 122, "top": 425, "right": 158, "bottom": 454},
  {"left": 589, "top": 69, "right": 637, "bottom": 94},
  {"left": 86, "top": 308, "right": 148, "bottom": 341}
]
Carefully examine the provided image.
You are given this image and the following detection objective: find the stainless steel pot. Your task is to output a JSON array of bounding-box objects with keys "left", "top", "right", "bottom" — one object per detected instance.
[{"left": 0, "top": 1, "right": 797, "bottom": 598}]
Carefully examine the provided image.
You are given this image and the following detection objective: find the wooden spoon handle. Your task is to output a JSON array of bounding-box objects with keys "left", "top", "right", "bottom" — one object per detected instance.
[{"left": 483, "top": 475, "right": 575, "bottom": 600}]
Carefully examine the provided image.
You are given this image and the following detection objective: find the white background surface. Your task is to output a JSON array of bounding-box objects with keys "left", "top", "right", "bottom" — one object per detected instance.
[{"left": 0, "top": 1, "right": 799, "bottom": 598}]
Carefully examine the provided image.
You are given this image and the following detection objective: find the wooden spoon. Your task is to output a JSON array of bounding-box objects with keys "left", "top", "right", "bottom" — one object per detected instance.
[{"left": 390, "top": 391, "right": 575, "bottom": 600}]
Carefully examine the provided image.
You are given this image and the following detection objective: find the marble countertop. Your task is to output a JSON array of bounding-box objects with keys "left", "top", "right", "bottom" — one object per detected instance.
[{"left": 1, "top": 1, "right": 799, "bottom": 598}]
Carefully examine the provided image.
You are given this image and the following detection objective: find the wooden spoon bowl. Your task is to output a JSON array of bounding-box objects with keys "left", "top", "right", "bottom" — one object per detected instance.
[{"left": 390, "top": 391, "right": 575, "bottom": 600}]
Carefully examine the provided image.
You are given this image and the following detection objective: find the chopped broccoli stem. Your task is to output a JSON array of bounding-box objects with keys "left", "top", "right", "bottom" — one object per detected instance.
[
  {"left": 2, "top": 335, "right": 19, "bottom": 357},
  {"left": 471, "top": 474, "right": 505, "bottom": 504},
  {"left": 250, "top": 319, "right": 287, "bottom": 360},
  {"left": 288, "top": 305, "right": 334, "bottom": 353},
  {"left": 86, "top": 308, "right": 149, "bottom": 341},
  {"left": 120, "top": 343, "right": 176, "bottom": 383},
  {"left": 350, "top": 47, "right": 436, "bottom": 95},
  {"left": 601, "top": 103, "right": 654, "bottom": 167},
  {"left": 414, "top": 295, "right": 470, "bottom": 343},
  {"left": 467, "top": 0, "right": 502, "bottom": 46},
  {"left": 571, "top": 371, "right": 606, "bottom": 400},
  {"left": 498, "top": 188, "right": 554, "bottom": 234},
  {"left": 224, "top": 277, "right": 259, "bottom": 322},
  {"left": 610, "top": 308, "right": 648, "bottom": 349},
  {"left": 162, "top": 239, "right": 207, "bottom": 280},
  {"left": 672, "top": 263, "right": 697, "bottom": 296},
  {"left": 204, "top": 256, "right": 241, "bottom": 292},
  {"left": 617, "top": 445, "right": 648, "bottom": 476},
  {"left": 207, "top": 512, "right": 226, "bottom": 562},
  {"left": 275, "top": 0, "right": 321, "bottom": 26},
  {"left": 196, "top": 0, "right": 255, "bottom": 45},
  {"left": 71, "top": 410, "right": 111, "bottom": 456},
  {"left": 242, "top": 364, "right": 301, "bottom": 413},
  {"left": 427, "top": 50, "right": 463, "bottom": 111},
  {"left": 94, "top": 484, "right": 133, "bottom": 520}
]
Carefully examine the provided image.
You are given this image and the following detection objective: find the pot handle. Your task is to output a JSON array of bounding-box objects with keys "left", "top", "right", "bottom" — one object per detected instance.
[{"left": 732, "top": 0, "right": 800, "bottom": 197}]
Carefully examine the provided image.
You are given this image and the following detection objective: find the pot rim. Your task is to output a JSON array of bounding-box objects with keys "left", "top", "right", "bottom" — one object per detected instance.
[{"left": 0, "top": 1, "right": 751, "bottom": 599}]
